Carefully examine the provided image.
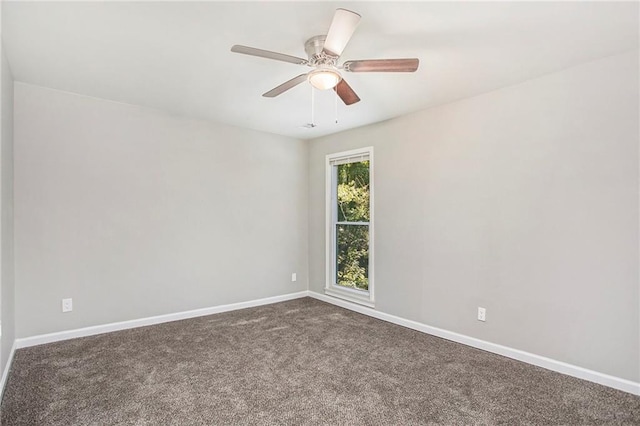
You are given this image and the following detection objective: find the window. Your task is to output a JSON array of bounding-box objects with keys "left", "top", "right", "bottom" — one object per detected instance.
[{"left": 325, "top": 147, "right": 374, "bottom": 307}]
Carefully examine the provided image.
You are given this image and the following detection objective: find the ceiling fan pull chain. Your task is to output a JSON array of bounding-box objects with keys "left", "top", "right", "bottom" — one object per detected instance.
[
  {"left": 335, "top": 89, "right": 339, "bottom": 124},
  {"left": 311, "top": 86, "right": 315, "bottom": 127}
]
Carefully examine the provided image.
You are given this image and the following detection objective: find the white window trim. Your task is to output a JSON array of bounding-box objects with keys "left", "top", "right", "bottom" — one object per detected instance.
[{"left": 325, "top": 146, "right": 375, "bottom": 308}]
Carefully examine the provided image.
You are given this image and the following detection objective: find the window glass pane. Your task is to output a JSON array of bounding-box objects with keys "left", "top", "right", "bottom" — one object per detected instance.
[
  {"left": 336, "top": 224, "right": 369, "bottom": 290},
  {"left": 337, "top": 161, "right": 369, "bottom": 222}
]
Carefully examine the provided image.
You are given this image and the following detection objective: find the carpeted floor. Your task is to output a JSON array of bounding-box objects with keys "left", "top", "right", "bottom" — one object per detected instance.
[{"left": 1, "top": 297, "right": 639, "bottom": 425}]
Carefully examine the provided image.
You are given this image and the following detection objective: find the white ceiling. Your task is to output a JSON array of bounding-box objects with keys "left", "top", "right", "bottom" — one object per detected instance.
[{"left": 2, "top": 1, "right": 638, "bottom": 140}]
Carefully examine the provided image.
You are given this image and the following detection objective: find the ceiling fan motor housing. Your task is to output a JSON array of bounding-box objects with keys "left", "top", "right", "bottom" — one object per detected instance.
[{"left": 305, "top": 35, "right": 338, "bottom": 67}]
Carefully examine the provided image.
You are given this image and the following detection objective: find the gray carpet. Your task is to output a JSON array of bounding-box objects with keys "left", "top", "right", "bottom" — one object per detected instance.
[{"left": 1, "top": 297, "right": 639, "bottom": 425}]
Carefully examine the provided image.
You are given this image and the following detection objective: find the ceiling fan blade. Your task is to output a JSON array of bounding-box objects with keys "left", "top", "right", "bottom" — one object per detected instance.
[
  {"left": 262, "top": 74, "right": 308, "bottom": 98},
  {"left": 334, "top": 79, "right": 360, "bottom": 105},
  {"left": 231, "top": 45, "right": 308, "bottom": 65},
  {"left": 322, "top": 9, "right": 361, "bottom": 57},
  {"left": 343, "top": 58, "right": 419, "bottom": 72}
]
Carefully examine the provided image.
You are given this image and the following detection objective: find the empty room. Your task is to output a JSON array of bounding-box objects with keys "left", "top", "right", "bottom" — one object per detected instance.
[{"left": 0, "top": 1, "right": 638, "bottom": 424}]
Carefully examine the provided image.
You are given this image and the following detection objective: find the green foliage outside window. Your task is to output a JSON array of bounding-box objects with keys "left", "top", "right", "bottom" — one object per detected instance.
[{"left": 336, "top": 161, "right": 370, "bottom": 291}]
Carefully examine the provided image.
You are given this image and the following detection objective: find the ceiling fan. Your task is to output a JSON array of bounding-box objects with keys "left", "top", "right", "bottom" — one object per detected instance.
[{"left": 230, "top": 8, "right": 419, "bottom": 106}]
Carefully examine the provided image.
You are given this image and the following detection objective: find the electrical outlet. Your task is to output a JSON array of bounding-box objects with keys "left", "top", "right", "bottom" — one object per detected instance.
[
  {"left": 291, "top": 273, "right": 297, "bottom": 282},
  {"left": 62, "top": 298, "right": 73, "bottom": 313},
  {"left": 477, "top": 307, "right": 486, "bottom": 322}
]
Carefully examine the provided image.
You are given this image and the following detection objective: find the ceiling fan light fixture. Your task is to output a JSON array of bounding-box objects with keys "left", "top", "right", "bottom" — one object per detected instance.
[{"left": 308, "top": 68, "right": 342, "bottom": 90}]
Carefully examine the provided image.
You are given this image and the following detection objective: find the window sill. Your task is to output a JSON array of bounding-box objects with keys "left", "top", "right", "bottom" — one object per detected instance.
[{"left": 324, "top": 287, "right": 375, "bottom": 308}]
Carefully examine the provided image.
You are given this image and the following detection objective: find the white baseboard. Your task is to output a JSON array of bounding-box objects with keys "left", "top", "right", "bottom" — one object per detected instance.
[
  {"left": 15, "top": 291, "right": 309, "bottom": 349},
  {"left": 0, "top": 339, "right": 17, "bottom": 398},
  {"left": 308, "top": 291, "right": 640, "bottom": 396},
  {"left": 9, "top": 290, "right": 640, "bottom": 397}
]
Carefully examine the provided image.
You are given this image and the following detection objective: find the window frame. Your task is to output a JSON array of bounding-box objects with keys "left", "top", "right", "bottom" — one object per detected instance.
[{"left": 325, "top": 147, "right": 375, "bottom": 308}]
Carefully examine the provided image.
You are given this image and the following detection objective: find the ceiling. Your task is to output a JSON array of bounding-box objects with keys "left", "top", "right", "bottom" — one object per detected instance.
[{"left": 2, "top": 1, "right": 638, "bottom": 140}]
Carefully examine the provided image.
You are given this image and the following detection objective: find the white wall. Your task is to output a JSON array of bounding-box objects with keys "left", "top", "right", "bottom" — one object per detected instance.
[
  {"left": 308, "top": 50, "right": 639, "bottom": 382},
  {"left": 0, "top": 30, "right": 16, "bottom": 374},
  {"left": 14, "top": 83, "right": 308, "bottom": 337}
]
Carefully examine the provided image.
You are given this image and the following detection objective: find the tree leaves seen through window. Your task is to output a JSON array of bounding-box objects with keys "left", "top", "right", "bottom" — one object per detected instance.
[{"left": 336, "top": 161, "right": 370, "bottom": 290}]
